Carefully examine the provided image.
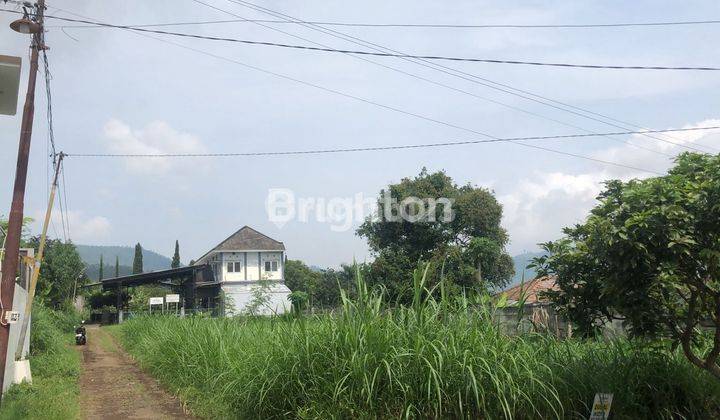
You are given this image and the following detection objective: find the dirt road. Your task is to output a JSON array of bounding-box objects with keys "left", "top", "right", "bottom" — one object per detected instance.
[{"left": 78, "top": 325, "right": 194, "bottom": 420}]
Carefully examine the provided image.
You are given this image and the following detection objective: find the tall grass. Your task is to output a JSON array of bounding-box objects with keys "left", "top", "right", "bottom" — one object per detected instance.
[{"left": 116, "top": 268, "right": 720, "bottom": 419}]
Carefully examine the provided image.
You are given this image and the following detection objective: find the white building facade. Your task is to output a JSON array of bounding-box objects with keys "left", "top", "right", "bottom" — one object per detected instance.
[{"left": 194, "top": 226, "right": 291, "bottom": 315}]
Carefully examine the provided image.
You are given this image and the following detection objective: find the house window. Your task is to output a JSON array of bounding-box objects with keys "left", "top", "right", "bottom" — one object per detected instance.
[
  {"left": 264, "top": 261, "right": 278, "bottom": 272},
  {"left": 227, "top": 262, "right": 242, "bottom": 273}
]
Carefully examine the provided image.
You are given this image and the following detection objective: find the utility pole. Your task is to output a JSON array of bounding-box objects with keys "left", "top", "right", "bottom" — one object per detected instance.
[{"left": 0, "top": 1, "right": 46, "bottom": 397}]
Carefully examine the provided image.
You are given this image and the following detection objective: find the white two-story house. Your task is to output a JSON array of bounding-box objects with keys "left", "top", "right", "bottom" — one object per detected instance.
[{"left": 194, "top": 226, "right": 290, "bottom": 315}]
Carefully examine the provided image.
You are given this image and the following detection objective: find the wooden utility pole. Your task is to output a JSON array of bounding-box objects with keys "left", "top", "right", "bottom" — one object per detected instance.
[{"left": 0, "top": 0, "right": 46, "bottom": 396}]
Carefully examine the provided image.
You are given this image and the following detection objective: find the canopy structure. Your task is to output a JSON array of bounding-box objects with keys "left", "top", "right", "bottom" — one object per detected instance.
[{"left": 97, "top": 264, "right": 221, "bottom": 319}]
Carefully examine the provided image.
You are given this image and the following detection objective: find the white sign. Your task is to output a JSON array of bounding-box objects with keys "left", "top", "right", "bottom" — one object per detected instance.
[
  {"left": 165, "top": 294, "right": 180, "bottom": 303},
  {"left": 589, "top": 393, "right": 613, "bottom": 420},
  {"left": 0, "top": 55, "right": 21, "bottom": 116},
  {"left": 3, "top": 311, "right": 20, "bottom": 324},
  {"left": 149, "top": 297, "right": 164, "bottom": 305}
]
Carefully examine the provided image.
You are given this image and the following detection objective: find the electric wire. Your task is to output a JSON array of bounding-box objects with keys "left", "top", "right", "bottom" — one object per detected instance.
[
  {"left": 64, "top": 126, "right": 720, "bottom": 176},
  {"left": 55, "top": 163, "right": 68, "bottom": 243},
  {"left": 45, "top": 17, "right": 720, "bottom": 30},
  {"left": 31, "top": 8, "right": 707, "bottom": 175},
  {"left": 60, "top": 159, "right": 71, "bottom": 241},
  {"left": 227, "top": 0, "right": 719, "bottom": 154},
  {"left": 192, "top": 0, "right": 673, "bottom": 158},
  {"left": 221, "top": 0, "right": 698, "bottom": 158},
  {"left": 42, "top": 50, "right": 57, "bottom": 162},
  {"left": 3, "top": 9, "right": 719, "bottom": 71}
]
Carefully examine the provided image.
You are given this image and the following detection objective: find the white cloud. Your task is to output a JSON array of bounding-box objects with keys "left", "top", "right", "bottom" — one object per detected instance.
[
  {"left": 500, "top": 171, "right": 607, "bottom": 252},
  {"left": 31, "top": 210, "right": 112, "bottom": 243},
  {"left": 103, "top": 119, "right": 207, "bottom": 175},
  {"left": 500, "top": 117, "right": 720, "bottom": 253}
]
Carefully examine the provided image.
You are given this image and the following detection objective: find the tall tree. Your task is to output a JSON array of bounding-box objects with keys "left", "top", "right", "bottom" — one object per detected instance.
[
  {"left": 98, "top": 254, "right": 104, "bottom": 280},
  {"left": 27, "top": 237, "right": 86, "bottom": 308},
  {"left": 115, "top": 255, "right": 119, "bottom": 277},
  {"left": 358, "top": 169, "right": 513, "bottom": 301},
  {"left": 171, "top": 240, "right": 181, "bottom": 268},
  {"left": 132, "top": 243, "right": 143, "bottom": 274},
  {"left": 535, "top": 153, "right": 720, "bottom": 379}
]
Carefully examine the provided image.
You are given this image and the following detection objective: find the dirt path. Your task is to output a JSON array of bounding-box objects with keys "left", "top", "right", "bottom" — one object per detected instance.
[{"left": 78, "top": 325, "right": 195, "bottom": 420}]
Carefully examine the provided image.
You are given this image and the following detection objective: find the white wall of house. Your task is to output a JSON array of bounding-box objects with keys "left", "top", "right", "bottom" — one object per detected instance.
[
  {"left": 206, "top": 250, "right": 289, "bottom": 315},
  {"left": 260, "top": 252, "right": 283, "bottom": 281},
  {"left": 221, "top": 252, "right": 246, "bottom": 282},
  {"left": 246, "top": 252, "right": 260, "bottom": 281},
  {"left": 222, "top": 282, "right": 291, "bottom": 315}
]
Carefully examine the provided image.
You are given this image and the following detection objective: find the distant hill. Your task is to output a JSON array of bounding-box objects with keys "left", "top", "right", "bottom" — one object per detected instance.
[
  {"left": 509, "top": 251, "right": 547, "bottom": 288},
  {"left": 85, "top": 263, "right": 133, "bottom": 281},
  {"left": 75, "top": 244, "right": 174, "bottom": 280}
]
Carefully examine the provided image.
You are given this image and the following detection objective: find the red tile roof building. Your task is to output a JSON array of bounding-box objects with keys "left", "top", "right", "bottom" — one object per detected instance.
[{"left": 497, "top": 276, "right": 558, "bottom": 305}]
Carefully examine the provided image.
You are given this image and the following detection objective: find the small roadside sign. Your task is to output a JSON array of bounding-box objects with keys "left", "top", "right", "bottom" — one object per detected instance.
[
  {"left": 3, "top": 311, "right": 20, "bottom": 324},
  {"left": 589, "top": 393, "right": 613, "bottom": 420},
  {"left": 148, "top": 297, "right": 164, "bottom": 305},
  {"left": 165, "top": 294, "right": 180, "bottom": 303}
]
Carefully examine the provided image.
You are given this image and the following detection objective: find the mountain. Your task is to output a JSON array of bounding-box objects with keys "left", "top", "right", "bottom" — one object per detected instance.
[
  {"left": 85, "top": 263, "right": 133, "bottom": 281},
  {"left": 75, "top": 245, "right": 174, "bottom": 280},
  {"left": 509, "top": 251, "right": 547, "bottom": 288}
]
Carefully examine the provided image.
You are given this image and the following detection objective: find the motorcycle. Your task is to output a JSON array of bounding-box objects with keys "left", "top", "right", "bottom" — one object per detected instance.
[{"left": 75, "top": 322, "right": 87, "bottom": 345}]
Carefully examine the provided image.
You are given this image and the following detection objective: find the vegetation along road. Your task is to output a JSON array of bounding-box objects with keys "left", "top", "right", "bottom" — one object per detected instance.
[{"left": 78, "top": 325, "right": 193, "bottom": 420}]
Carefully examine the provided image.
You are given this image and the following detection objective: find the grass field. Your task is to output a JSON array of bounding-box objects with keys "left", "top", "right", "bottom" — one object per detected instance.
[
  {"left": 0, "top": 305, "right": 81, "bottom": 420},
  {"left": 114, "top": 271, "right": 720, "bottom": 419}
]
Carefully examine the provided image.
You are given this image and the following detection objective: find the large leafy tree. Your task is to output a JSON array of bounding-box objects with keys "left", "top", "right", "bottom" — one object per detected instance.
[
  {"left": 535, "top": 153, "right": 720, "bottom": 379},
  {"left": 27, "top": 237, "right": 87, "bottom": 308},
  {"left": 284, "top": 259, "right": 359, "bottom": 308},
  {"left": 132, "top": 243, "right": 143, "bottom": 274},
  {"left": 358, "top": 169, "right": 513, "bottom": 301},
  {"left": 285, "top": 260, "right": 321, "bottom": 307}
]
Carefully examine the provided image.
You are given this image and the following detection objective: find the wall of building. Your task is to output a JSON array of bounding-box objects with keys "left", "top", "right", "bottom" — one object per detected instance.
[
  {"left": 221, "top": 252, "right": 246, "bottom": 282},
  {"left": 200, "top": 249, "right": 288, "bottom": 315},
  {"left": 259, "top": 252, "right": 283, "bottom": 281},
  {"left": 222, "top": 282, "right": 291, "bottom": 315},
  {"left": 214, "top": 251, "right": 284, "bottom": 282}
]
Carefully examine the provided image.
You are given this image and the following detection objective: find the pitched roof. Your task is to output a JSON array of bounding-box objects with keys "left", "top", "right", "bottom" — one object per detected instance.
[
  {"left": 497, "top": 276, "right": 558, "bottom": 304},
  {"left": 194, "top": 226, "right": 285, "bottom": 264}
]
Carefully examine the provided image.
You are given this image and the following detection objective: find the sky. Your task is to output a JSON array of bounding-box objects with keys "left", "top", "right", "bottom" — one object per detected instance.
[{"left": 1, "top": 0, "right": 719, "bottom": 267}]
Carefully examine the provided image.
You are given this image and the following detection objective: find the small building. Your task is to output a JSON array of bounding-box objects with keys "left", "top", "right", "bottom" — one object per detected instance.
[
  {"left": 497, "top": 276, "right": 559, "bottom": 306},
  {"left": 495, "top": 276, "right": 570, "bottom": 337},
  {"left": 194, "top": 226, "right": 291, "bottom": 315}
]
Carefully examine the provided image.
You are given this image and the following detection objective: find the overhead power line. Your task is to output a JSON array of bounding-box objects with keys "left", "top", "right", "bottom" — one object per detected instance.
[
  {"left": 65, "top": 126, "right": 720, "bottom": 174},
  {"left": 225, "top": 0, "right": 720, "bottom": 154},
  {"left": 219, "top": 0, "right": 717, "bottom": 154},
  {"left": 27, "top": 7, "right": 709, "bottom": 176},
  {"left": 5, "top": 10, "right": 719, "bottom": 71},
  {"left": 46, "top": 17, "right": 720, "bottom": 30}
]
